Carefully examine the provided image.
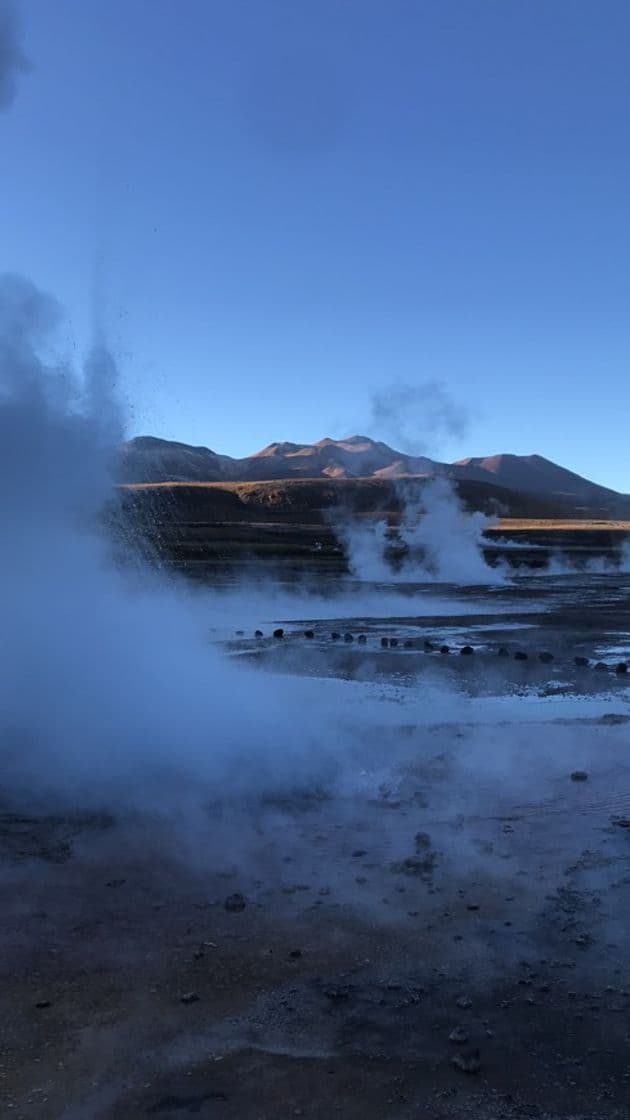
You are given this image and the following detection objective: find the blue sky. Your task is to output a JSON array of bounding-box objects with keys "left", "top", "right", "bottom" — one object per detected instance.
[{"left": 3, "top": 0, "right": 630, "bottom": 487}]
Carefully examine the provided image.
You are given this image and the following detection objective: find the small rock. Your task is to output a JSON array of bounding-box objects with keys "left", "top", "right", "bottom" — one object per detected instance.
[
  {"left": 273, "top": 628, "right": 284, "bottom": 639},
  {"left": 180, "top": 992, "right": 200, "bottom": 1004},
  {"left": 460, "top": 645, "right": 474, "bottom": 656},
  {"left": 539, "top": 651, "right": 554, "bottom": 663},
  {"left": 254, "top": 629, "right": 263, "bottom": 638},
  {"left": 389, "top": 637, "right": 399, "bottom": 647},
  {"left": 440, "top": 645, "right": 450, "bottom": 654},
  {"left": 449, "top": 1026, "right": 469, "bottom": 1044},
  {"left": 344, "top": 632, "right": 354, "bottom": 643},
  {"left": 352, "top": 849, "right": 367, "bottom": 857},
  {"left": 571, "top": 771, "right": 588, "bottom": 782},
  {"left": 403, "top": 639, "right": 414, "bottom": 648},
  {"left": 456, "top": 995, "right": 472, "bottom": 1009},
  {"left": 497, "top": 647, "right": 510, "bottom": 657},
  {"left": 466, "top": 902, "right": 480, "bottom": 911},
  {"left": 357, "top": 634, "right": 367, "bottom": 644},
  {"left": 514, "top": 650, "right": 528, "bottom": 661},
  {"left": 235, "top": 629, "right": 244, "bottom": 636},
  {"left": 615, "top": 662, "right": 628, "bottom": 675},
  {"left": 451, "top": 1047, "right": 481, "bottom": 1074},
  {"left": 331, "top": 632, "right": 341, "bottom": 640},
  {"left": 381, "top": 637, "right": 389, "bottom": 648},
  {"left": 594, "top": 661, "right": 608, "bottom": 671},
  {"left": 304, "top": 630, "right": 315, "bottom": 639},
  {"left": 289, "top": 949, "right": 303, "bottom": 959},
  {"left": 574, "top": 656, "right": 589, "bottom": 667},
  {"left": 575, "top": 933, "right": 593, "bottom": 948},
  {"left": 424, "top": 640, "right": 435, "bottom": 652},
  {"left": 224, "top": 892, "right": 247, "bottom": 913},
  {"left": 323, "top": 985, "right": 351, "bottom": 1001},
  {"left": 106, "top": 879, "right": 126, "bottom": 888},
  {"left": 35, "top": 1000, "right": 52, "bottom": 1010}
]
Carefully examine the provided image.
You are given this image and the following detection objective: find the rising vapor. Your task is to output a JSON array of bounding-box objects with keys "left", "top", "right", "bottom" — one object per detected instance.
[{"left": 369, "top": 380, "right": 468, "bottom": 456}]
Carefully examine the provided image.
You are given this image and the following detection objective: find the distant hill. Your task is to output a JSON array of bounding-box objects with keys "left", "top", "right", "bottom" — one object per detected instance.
[
  {"left": 118, "top": 436, "right": 234, "bottom": 483},
  {"left": 451, "top": 454, "right": 625, "bottom": 511},
  {"left": 118, "top": 435, "right": 629, "bottom": 517}
]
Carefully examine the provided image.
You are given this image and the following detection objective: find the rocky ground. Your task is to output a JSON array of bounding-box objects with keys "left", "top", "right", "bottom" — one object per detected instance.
[{"left": 2, "top": 574, "right": 630, "bottom": 1119}]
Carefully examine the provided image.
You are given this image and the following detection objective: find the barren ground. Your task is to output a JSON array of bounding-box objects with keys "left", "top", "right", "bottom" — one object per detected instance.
[{"left": 2, "top": 573, "right": 630, "bottom": 1120}]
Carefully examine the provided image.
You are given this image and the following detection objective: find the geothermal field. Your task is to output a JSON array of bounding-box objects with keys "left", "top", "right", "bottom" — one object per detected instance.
[
  {"left": 4, "top": 2, "right": 630, "bottom": 1116},
  {"left": 0, "top": 281, "right": 629, "bottom": 1120},
  {"left": 3, "top": 464, "right": 630, "bottom": 1119}
]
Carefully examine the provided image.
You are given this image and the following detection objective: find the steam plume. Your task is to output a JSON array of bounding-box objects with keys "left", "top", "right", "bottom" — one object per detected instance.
[{"left": 369, "top": 380, "right": 468, "bottom": 456}]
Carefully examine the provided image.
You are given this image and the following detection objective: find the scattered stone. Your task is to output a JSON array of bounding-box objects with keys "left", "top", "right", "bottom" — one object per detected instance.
[
  {"left": 344, "top": 632, "right": 354, "bottom": 643},
  {"left": 273, "top": 628, "right": 284, "bottom": 639},
  {"left": 224, "top": 892, "right": 247, "bottom": 913},
  {"left": 574, "top": 656, "right": 589, "bottom": 667},
  {"left": 497, "top": 647, "right": 510, "bottom": 657},
  {"left": 460, "top": 645, "right": 474, "bottom": 656},
  {"left": 254, "top": 629, "right": 263, "bottom": 638},
  {"left": 180, "top": 992, "right": 200, "bottom": 1004},
  {"left": 304, "top": 630, "right": 315, "bottom": 639},
  {"left": 456, "top": 995, "right": 472, "bottom": 1009},
  {"left": 381, "top": 637, "right": 389, "bottom": 648},
  {"left": 358, "top": 634, "right": 367, "bottom": 644},
  {"left": 451, "top": 1047, "right": 481, "bottom": 1074},
  {"left": 571, "top": 771, "right": 588, "bottom": 782},
  {"left": 449, "top": 1026, "right": 469, "bottom": 1044},
  {"left": 575, "top": 933, "right": 594, "bottom": 948},
  {"left": 440, "top": 645, "right": 450, "bottom": 654},
  {"left": 539, "top": 651, "right": 554, "bottom": 663},
  {"left": 392, "top": 852, "right": 436, "bottom": 876},
  {"left": 514, "top": 650, "right": 528, "bottom": 661},
  {"left": 323, "top": 985, "right": 351, "bottom": 1001},
  {"left": 35, "top": 1000, "right": 52, "bottom": 1010},
  {"left": 615, "top": 662, "right": 628, "bottom": 674}
]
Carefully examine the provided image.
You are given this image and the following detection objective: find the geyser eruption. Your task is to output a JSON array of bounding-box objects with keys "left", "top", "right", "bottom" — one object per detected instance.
[
  {"left": 0, "top": 275, "right": 329, "bottom": 812},
  {"left": 341, "top": 476, "right": 501, "bottom": 584}
]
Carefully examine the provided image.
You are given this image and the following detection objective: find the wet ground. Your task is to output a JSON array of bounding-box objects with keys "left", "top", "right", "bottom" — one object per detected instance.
[{"left": 2, "top": 573, "right": 630, "bottom": 1119}]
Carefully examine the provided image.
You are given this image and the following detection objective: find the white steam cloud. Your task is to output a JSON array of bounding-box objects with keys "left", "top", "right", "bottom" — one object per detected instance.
[
  {"left": 0, "top": 274, "right": 338, "bottom": 813},
  {"left": 340, "top": 477, "right": 502, "bottom": 585}
]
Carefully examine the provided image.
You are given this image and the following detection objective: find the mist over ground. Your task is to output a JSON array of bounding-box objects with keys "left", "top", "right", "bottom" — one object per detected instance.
[{"left": 2, "top": 275, "right": 630, "bottom": 1119}]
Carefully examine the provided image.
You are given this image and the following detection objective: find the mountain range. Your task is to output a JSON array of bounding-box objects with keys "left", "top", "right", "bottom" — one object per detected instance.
[{"left": 118, "top": 435, "right": 628, "bottom": 515}]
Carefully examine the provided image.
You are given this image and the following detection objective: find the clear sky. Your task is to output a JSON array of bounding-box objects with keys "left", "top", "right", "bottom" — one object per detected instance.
[{"left": 2, "top": 0, "right": 630, "bottom": 487}]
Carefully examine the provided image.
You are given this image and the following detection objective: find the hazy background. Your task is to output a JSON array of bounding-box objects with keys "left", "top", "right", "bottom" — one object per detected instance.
[{"left": 2, "top": 0, "right": 630, "bottom": 487}]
